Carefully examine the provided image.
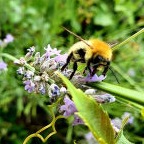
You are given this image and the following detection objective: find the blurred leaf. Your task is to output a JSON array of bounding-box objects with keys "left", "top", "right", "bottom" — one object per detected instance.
[
  {"left": 116, "top": 131, "right": 134, "bottom": 144},
  {"left": 24, "top": 102, "right": 32, "bottom": 116},
  {"left": 94, "top": 11, "right": 113, "bottom": 26},
  {"left": 141, "top": 108, "right": 144, "bottom": 118},
  {"left": 17, "top": 97, "right": 24, "bottom": 117},
  {"left": 115, "top": 116, "right": 133, "bottom": 143}
]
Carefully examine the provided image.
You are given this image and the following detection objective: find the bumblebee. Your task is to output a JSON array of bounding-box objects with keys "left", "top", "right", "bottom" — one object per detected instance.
[{"left": 61, "top": 27, "right": 112, "bottom": 80}]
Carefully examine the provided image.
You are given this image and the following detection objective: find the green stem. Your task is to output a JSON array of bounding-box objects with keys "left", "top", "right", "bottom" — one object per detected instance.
[
  {"left": 1, "top": 53, "right": 18, "bottom": 61},
  {"left": 25, "top": 63, "right": 35, "bottom": 72},
  {"left": 111, "top": 63, "right": 143, "bottom": 92},
  {"left": 88, "top": 82, "right": 144, "bottom": 106},
  {"left": 112, "top": 28, "right": 144, "bottom": 51},
  {"left": 117, "top": 97, "right": 143, "bottom": 111},
  {"left": 1, "top": 53, "right": 35, "bottom": 72}
]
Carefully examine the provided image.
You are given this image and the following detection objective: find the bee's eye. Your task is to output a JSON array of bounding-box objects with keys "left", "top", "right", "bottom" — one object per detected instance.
[
  {"left": 97, "top": 55, "right": 104, "bottom": 61},
  {"left": 94, "top": 55, "right": 104, "bottom": 62}
]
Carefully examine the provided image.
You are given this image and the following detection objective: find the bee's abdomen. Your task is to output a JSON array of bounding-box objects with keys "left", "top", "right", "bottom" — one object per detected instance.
[{"left": 77, "top": 48, "right": 86, "bottom": 58}]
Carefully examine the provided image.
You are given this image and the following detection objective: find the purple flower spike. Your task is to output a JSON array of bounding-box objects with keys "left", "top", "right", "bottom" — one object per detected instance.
[
  {"left": 60, "top": 96, "right": 77, "bottom": 117},
  {"left": 0, "top": 61, "right": 7, "bottom": 70},
  {"left": 24, "top": 80, "right": 35, "bottom": 93},
  {"left": 85, "top": 74, "right": 106, "bottom": 82},
  {"left": 3, "top": 34, "right": 14, "bottom": 44}
]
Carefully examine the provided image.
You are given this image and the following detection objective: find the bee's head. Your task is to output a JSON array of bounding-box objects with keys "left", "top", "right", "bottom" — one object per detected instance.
[{"left": 92, "top": 55, "right": 110, "bottom": 67}]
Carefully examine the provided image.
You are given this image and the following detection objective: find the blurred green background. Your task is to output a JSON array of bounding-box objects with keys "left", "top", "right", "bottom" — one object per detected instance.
[{"left": 0, "top": 0, "right": 144, "bottom": 143}]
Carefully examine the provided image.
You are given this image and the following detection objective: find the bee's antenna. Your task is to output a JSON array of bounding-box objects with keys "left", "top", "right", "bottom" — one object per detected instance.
[
  {"left": 109, "top": 67, "right": 120, "bottom": 84},
  {"left": 62, "top": 26, "right": 94, "bottom": 49}
]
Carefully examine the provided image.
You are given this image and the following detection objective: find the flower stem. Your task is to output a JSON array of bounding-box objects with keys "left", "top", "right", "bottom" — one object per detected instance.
[
  {"left": 1, "top": 53, "right": 18, "bottom": 61},
  {"left": 112, "top": 28, "right": 144, "bottom": 51},
  {"left": 1, "top": 53, "right": 35, "bottom": 72}
]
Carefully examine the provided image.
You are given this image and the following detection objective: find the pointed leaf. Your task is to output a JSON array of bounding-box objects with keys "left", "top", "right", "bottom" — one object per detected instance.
[{"left": 59, "top": 73, "right": 115, "bottom": 144}]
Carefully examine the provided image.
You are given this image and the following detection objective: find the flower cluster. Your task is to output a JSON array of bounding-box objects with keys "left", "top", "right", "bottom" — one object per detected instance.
[{"left": 15, "top": 45, "right": 69, "bottom": 101}]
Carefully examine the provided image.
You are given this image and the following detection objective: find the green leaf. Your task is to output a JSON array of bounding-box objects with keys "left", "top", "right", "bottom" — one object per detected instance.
[
  {"left": 141, "top": 108, "right": 144, "bottom": 118},
  {"left": 116, "top": 131, "right": 134, "bottom": 144},
  {"left": 115, "top": 116, "right": 133, "bottom": 144},
  {"left": 59, "top": 73, "right": 115, "bottom": 144},
  {"left": 89, "top": 82, "right": 144, "bottom": 106},
  {"left": 94, "top": 12, "right": 113, "bottom": 26}
]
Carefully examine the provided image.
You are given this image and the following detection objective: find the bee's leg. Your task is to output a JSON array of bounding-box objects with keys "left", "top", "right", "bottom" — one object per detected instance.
[
  {"left": 61, "top": 53, "right": 73, "bottom": 71},
  {"left": 82, "top": 67, "right": 87, "bottom": 74},
  {"left": 69, "top": 61, "right": 78, "bottom": 79},
  {"left": 91, "top": 65, "right": 99, "bottom": 76},
  {"left": 86, "top": 60, "right": 92, "bottom": 75},
  {"left": 102, "top": 62, "right": 110, "bottom": 76}
]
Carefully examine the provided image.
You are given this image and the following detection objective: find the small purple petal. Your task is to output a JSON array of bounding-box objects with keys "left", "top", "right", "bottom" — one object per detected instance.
[
  {"left": 85, "top": 74, "right": 106, "bottom": 82},
  {"left": 51, "top": 48, "right": 61, "bottom": 55},
  {"left": 54, "top": 54, "right": 68, "bottom": 63},
  {"left": 39, "top": 83, "right": 46, "bottom": 95},
  {"left": 24, "top": 70, "right": 34, "bottom": 79},
  {"left": 73, "top": 114, "right": 84, "bottom": 125},
  {"left": 0, "top": 61, "right": 7, "bottom": 70},
  {"left": 43, "top": 44, "right": 61, "bottom": 59},
  {"left": 59, "top": 96, "right": 77, "bottom": 117},
  {"left": 17, "top": 67, "right": 25, "bottom": 75},
  {"left": 23, "top": 80, "right": 35, "bottom": 93}
]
